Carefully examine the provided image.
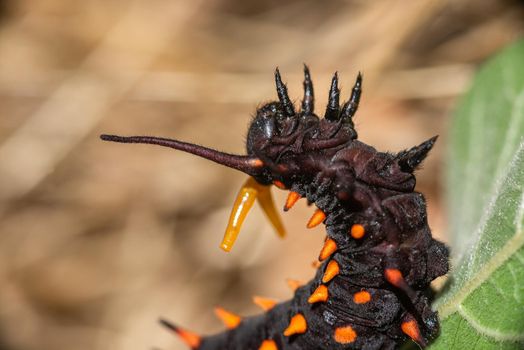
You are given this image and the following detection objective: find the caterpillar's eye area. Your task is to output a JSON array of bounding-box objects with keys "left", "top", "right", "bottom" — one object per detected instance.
[{"left": 221, "top": 177, "right": 286, "bottom": 252}]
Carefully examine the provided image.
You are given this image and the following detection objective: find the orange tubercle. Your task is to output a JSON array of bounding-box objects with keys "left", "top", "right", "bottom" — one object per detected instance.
[
  {"left": 259, "top": 339, "right": 278, "bottom": 350},
  {"left": 250, "top": 158, "right": 264, "bottom": 167},
  {"left": 286, "top": 278, "right": 304, "bottom": 291},
  {"left": 273, "top": 180, "right": 286, "bottom": 189},
  {"left": 353, "top": 290, "right": 371, "bottom": 304},
  {"left": 350, "top": 224, "right": 365, "bottom": 239},
  {"left": 319, "top": 238, "right": 338, "bottom": 261},
  {"left": 214, "top": 307, "right": 242, "bottom": 329},
  {"left": 401, "top": 320, "right": 423, "bottom": 343},
  {"left": 384, "top": 268, "right": 404, "bottom": 287},
  {"left": 284, "top": 191, "right": 301, "bottom": 211},
  {"left": 306, "top": 209, "right": 326, "bottom": 228},
  {"left": 308, "top": 284, "right": 329, "bottom": 304},
  {"left": 252, "top": 295, "right": 277, "bottom": 311},
  {"left": 159, "top": 318, "right": 201, "bottom": 349},
  {"left": 283, "top": 313, "right": 307, "bottom": 336},
  {"left": 334, "top": 325, "right": 357, "bottom": 344},
  {"left": 322, "top": 260, "right": 340, "bottom": 283}
]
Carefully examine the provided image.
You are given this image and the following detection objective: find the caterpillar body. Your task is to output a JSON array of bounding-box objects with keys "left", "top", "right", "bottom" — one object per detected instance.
[{"left": 101, "top": 66, "right": 449, "bottom": 350}]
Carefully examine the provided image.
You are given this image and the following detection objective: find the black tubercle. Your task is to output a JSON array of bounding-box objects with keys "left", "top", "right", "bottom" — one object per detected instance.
[{"left": 101, "top": 67, "right": 449, "bottom": 350}]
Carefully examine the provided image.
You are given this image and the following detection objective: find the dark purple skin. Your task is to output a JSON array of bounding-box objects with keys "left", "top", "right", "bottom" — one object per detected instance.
[{"left": 101, "top": 66, "right": 449, "bottom": 350}]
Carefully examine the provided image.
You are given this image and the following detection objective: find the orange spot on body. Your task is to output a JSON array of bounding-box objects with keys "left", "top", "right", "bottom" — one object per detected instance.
[
  {"left": 214, "top": 307, "right": 242, "bottom": 329},
  {"left": 283, "top": 314, "right": 307, "bottom": 336},
  {"left": 334, "top": 325, "right": 357, "bottom": 344},
  {"left": 384, "top": 268, "right": 405, "bottom": 287},
  {"left": 284, "top": 191, "right": 301, "bottom": 211},
  {"left": 252, "top": 296, "right": 277, "bottom": 311},
  {"left": 307, "top": 209, "right": 326, "bottom": 228},
  {"left": 350, "top": 224, "right": 365, "bottom": 239},
  {"left": 401, "top": 320, "right": 423, "bottom": 344},
  {"left": 259, "top": 339, "right": 278, "bottom": 350},
  {"left": 308, "top": 284, "right": 329, "bottom": 304},
  {"left": 273, "top": 180, "right": 286, "bottom": 189},
  {"left": 159, "top": 318, "right": 201, "bottom": 349},
  {"left": 286, "top": 278, "right": 303, "bottom": 291},
  {"left": 353, "top": 290, "right": 371, "bottom": 304},
  {"left": 319, "top": 238, "right": 338, "bottom": 261},
  {"left": 322, "top": 260, "right": 340, "bottom": 283}
]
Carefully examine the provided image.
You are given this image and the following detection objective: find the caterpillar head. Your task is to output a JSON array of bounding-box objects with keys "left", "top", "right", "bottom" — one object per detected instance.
[{"left": 246, "top": 66, "right": 360, "bottom": 186}]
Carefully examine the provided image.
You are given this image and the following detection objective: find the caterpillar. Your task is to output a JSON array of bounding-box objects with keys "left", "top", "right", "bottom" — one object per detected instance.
[{"left": 101, "top": 66, "right": 449, "bottom": 350}]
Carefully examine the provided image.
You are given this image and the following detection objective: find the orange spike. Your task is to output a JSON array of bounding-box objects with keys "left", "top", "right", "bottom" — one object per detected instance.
[
  {"left": 319, "top": 238, "right": 337, "bottom": 261},
  {"left": 159, "top": 318, "right": 201, "bottom": 349},
  {"left": 384, "top": 268, "right": 405, "bottom": 288},
  {"left": 308, "top": 284, "right": 329, "bottom": 304},
  {"left": 284, "top": 191, "right": 301, "bottom": 211},
  {"left": 259, "top": 339, "right": 278, "bottom": 350},
  {"left": 283, "top": 313, "right": 307, "bottom": 336},
  {"left": 214, "top": 307, "right": 242, "bottom": 329},
  {"left": 401, "top": 319, "right": 423, "bottom": 344},
  {"left": 307, "top": 209, "right": 326, "bottom": 228},
  {"left": 350, "top": 224, "right": 365, "bottom": 239},
  {"left": 322, "top": 260, "right": 340, "bottom": 283},
  {"left": 334, "top": 325, "right": 357, "bottom": 344},
  {"left": 273, "top": 180, "right": 286, "bottom": 189},
  {"left": 286, "top": 278, "right": 303, "bottom": 291},
  {"left": 353, "top": 290, "right": 371, "bottom": 304},
  {"left": 252, "top": 296, "right": 277, "bottom": 311}
]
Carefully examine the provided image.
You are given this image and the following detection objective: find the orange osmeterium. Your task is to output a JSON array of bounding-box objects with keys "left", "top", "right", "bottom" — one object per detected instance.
[
  {"left": 221, "top": 177, "right": 286, "bottom": 252},
  {"left": 350, "top": 224, "right": 365, "bottom": 239},
  {"left": 353, "top": 290, "right": 372, "bottom": 304},
  {"left": 319, "top": 238, "right": 338, "bottom": 261},
  {"left": 307, "top": 209, "right": 326, "bottom": 228},
  {"left": 284, "top": 191, "right": 301, "bottom": 211},
  {"left": 252, "top": 296, "right": 277, "bottom": 311},
  {"left": 283, "top": 313, "right": 308, "bottom": 336},
  {"left": 286, "top": 278, "right": 304, "bottom": 291},
  {"left": 259, "top": 339, "right": 278, "bottom": 350},
  {"left": 159, "top": 318, "right": 201, "bottom": 349},
  {"left": 322, "top": 260, "right": 340, "bottom": 283},
  {"left": 334, "top": 325, "right": 358, "bottom": 344},
  {"left": 308, "top": 284, "right": 329, "bottom": 304},
  {"left": 214, "top": 307, "right": 242, "bottom": 329},
  {"left": 384, "top": 268, "right": 405, "bottom": 288},
  {"left": 401, "top": 319, "right": 423, "bottom": 344}
]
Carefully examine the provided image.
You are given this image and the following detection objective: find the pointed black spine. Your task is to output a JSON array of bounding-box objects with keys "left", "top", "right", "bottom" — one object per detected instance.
[
  {"left": 324, "top": 72, "right": 340, "bottom": 121},
  {"left": 302, "top": 64, "right": 314, "bottom": 114},
  {"left": 341, "top": 72, "right": 363, "bottom": 120},
  {"left": 397, "top": 135, "right": 438, "bottom": 172},
  {"left": 275, "top": 68, "right": 295, "bottom": 117}
]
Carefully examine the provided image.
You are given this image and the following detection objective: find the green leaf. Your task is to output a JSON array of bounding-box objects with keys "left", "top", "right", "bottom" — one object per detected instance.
[{"left": 430, "top": 41, "right": 524, "bottom": 349}]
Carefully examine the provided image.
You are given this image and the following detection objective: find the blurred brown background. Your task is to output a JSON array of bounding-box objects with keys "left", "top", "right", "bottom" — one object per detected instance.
[{"left": 0, "top": 1, "right": 522, "bottom": 349}]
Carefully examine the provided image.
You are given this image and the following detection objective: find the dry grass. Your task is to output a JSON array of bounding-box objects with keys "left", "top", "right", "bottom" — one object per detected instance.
[{"left": 0, "top": 0, "right": 522, "bottom": 349}]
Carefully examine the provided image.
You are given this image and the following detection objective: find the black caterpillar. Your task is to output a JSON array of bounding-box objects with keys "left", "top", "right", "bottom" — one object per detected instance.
[{"left": 101, "top": 66, "right": 449, "bottom": 350}]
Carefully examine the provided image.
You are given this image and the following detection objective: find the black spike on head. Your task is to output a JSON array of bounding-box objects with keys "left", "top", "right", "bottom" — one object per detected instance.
[
  {"left": 302, "top": 64, "right": 314, "bottom": 114},
  {"left": 324, "top": 72, "right": 340, "bottom": 121},
  {"left": 100, "top": 134, "right": 263, "bottom": 176},
  {"left": 341, "top": 72, "right": 363, "bottom": 120},
  {"left": 274, "top": 68, "right": 295, "bottom": 117},
  {"left": 397, "top": 136, "right": 438, "bottom": 172}
]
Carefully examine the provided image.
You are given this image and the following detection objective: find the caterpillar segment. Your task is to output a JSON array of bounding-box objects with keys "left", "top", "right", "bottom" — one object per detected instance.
[{"left": 102, "top": 66, "right": 449, "bottom": 349}]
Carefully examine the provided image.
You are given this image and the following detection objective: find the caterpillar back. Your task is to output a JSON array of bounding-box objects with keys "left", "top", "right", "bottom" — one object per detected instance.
[{"left": 101, "top": 66, "right": 449, "bottom": 349}]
